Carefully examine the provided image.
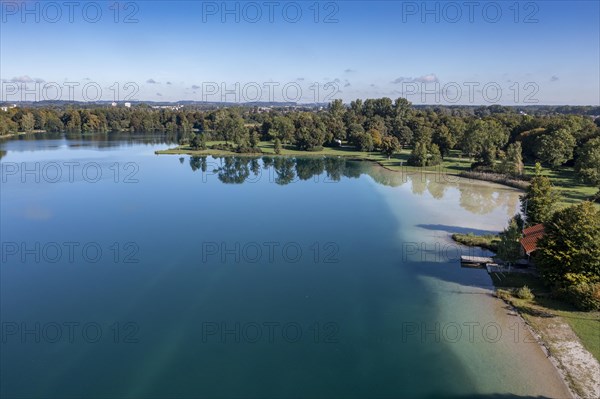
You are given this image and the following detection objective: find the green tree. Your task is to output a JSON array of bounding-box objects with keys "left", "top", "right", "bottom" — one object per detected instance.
[
  {"left": 395, "top": 126, "right": 413, "bottom": 148},
  {"left": 271, "top": 115, "right": 295, "bottom": 144},
  {"left": 348, "top": 123, "right": 373, "bottom": 151},
  {"left": 497, "top": 216, "right": 522, "bottom": 265},
  {"left": 408, "top": 140, "right": 429, "bottom": 167},
  {"left": 249, "top": 131, "right": 260, "bottom": 148},
  {"left": 0, "top": 114, "right": 18, "bottom": 135},
  {"left": 428, "top": 143, "right": 442, "bottom": 166},
  {"left": 218, "top": 115, "right": 247, "bottom": 145},
  {"left": 499, "top": 142, "right": 524, "bottom": 176},
  {"left": 575, "top": 137, "right": 600, "bottom": 189},
  {"left": 520, "top": 163, "right": 559, "bottom": 225},
  {"left": 459, "top": 119, "right": 508, "bottom": 161},
  {"left": 44, "top": 112, "right": 64, "bottom": 132},
  {"left": 380, "top": 136, "right": 401, "bottom": 159},
  {"left": 535, "top": 129, "right": 576, "bottom": 168},
  {"left": 20, "top": 112, "right": 35, "bottom": 133},
  {"left": 63, "top": 110, "right": 82, "bottom": 132},
  {"left": 326, "top": 99, "right": 346, "bottom": 140},
  {"left": 537, "top": 202, "right": 600, "bottom": 285},
  {"left": 294, "top": 113, "right": 326, "bottom": 151},
  {"left": 274, "top": 138, "right": 282, "bottom": 155},
  {"left": 190, "top": 133, "right": 206, "bottom": 150},
  {"left": 356, "top": 132, "right": 374, "bottom": 152},
  {"left": 347, "top": 123, "right": 365, "bottom": 145},
  {"left": 432, "top": 125, "right": 456, "bottom": 156},
  {"left": 368, "top": 128, "right": 382, "bottom": 149},
  {"left": 393, "top": 97, "right": 412, "bottom": 126}
]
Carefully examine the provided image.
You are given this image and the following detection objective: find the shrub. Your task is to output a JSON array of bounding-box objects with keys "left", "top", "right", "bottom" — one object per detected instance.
[
  {"left": 451, "top": 232, "right": 500, "bottom": 252},
  {"left": 561, "top": 282, "right": 600, "bottom": 311},
  {"left": 210, "top": 143, "right": 235, "bottom": 151},
  {"left": 496, "top": 289, "right": 512, "bottom": 301},
  {"left": 236, "top": 146, "right": 263, "bottom": 154},
  {"left": 516, "top": 285, "right": 535, "bottom": 300}
]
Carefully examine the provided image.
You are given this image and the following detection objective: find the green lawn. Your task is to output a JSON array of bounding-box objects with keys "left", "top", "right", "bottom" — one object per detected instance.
[
  {"left": 529, "top": 166, "right": 598, "bottom": 206},
  {"left": 452, "top": 233, "right": 500, "bottom": 252}
]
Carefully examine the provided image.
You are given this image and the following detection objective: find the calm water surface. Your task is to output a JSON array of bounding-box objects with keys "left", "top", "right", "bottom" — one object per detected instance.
[{"left": 0, "top": 134, "right": 570, "bottom": 398}]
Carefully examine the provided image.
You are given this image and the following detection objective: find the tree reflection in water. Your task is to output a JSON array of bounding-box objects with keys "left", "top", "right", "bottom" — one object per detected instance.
[{"left": 185, "top": 156, "right": 519, "bottom": 215}]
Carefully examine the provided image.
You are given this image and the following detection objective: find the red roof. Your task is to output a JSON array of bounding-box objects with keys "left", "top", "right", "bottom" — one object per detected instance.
[
  {"left": 520, "top": 223, "right": 545, "bottom": 255},
  {"left": 523, "top": 223, "right": 545, "bottom": 237}
]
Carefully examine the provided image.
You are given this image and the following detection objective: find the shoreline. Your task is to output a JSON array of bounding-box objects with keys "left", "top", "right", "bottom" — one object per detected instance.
[
  {"left": 0, "top": 130, "right": 48, "bottom": 139},
  {"left": 495, "top": 292, "right": 600, "bottom": 399},
  {"left": 156, "top": 143, "right": 598, "bottom": 207},
  {"left": 498, "top": 295, "right": 578, "bottom": 399},
  {"left": 154, "top": 145, "right": 527, "bottom": 187}
]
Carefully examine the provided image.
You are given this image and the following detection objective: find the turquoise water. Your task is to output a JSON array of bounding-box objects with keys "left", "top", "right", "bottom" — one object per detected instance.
[{"left": 0, "top": 135, "right": 570, "bottom": 398}]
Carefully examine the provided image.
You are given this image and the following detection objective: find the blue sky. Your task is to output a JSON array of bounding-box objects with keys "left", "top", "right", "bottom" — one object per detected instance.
[{"left": 1, "top": 0, "right": 599, "bottom": 104}]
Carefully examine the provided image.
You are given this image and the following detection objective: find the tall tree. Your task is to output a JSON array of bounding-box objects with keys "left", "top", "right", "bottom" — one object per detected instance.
[
  {"left": 575, "top": 137, "right": 600, "bottom": 196},
  {"left": 274, "top": 138, "right": 282, "bottom": 155},
  {"left": 326, "top": 99, "right": 346, "bottom": 141},
  {"left": 520, "top": 163, "right": 559, "bottom": 225},
  {"left": 499, "top": 142, "right": 524, "bottom": 176},
  {"left": 497, "top": 216, "right": 522, "bottom": 265},
  {"left": 20, "top": 112, "right": 35, "bottom": 133},
  {"left": 537, "top": 201, "right": 600, "bottom": 285}
]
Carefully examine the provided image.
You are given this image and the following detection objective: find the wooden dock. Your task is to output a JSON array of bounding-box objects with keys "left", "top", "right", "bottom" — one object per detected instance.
[{"left": 460, "top": 255, "right": 494, "bottom": 267}]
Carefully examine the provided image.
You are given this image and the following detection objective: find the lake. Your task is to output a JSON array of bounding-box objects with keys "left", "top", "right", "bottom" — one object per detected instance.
[{"left": 0, "top": 134, "right": 571, "bottom": 398}]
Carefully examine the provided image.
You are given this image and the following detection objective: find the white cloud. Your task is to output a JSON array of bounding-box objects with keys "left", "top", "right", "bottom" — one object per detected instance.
[
  {"left": 9, "top": 75, "right": 45, "bottom": 83},
  {"left": 392, "top": 73, "right": 439, "bottom": 84}
]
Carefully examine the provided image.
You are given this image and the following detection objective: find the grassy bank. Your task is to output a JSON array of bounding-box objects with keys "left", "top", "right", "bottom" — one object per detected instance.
[
  {"left": 156, "top": 141, "right": 596, "bottom": 206},
  {"left": 451, "top": 233, "right": 500, "bottom": 252},
  {"left": 493, "top": 273, "right": 600, "bottom": 397},
  {"left": 492, "top": 272, "right": 600, "bottom": 362}
]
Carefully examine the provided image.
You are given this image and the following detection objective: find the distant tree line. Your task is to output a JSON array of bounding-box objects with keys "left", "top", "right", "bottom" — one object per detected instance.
[{"left": 2, "top": 98, "right": 599, "bottom": 193}]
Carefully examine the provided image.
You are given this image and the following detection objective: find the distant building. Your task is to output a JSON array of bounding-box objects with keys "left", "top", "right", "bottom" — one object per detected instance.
[
  {"left": 111, "top": 102, "right": 117, "bottom": 107},
  {"left": 0, "top": 107, "right": 8, "bottom": 112},
  {"left": 124, "top": 102, "right": 131, "bottom": 108},
  {"left": 151, "top": 105, "right": 184, "bottom": 111},
  {"left": 520, "top": 223, "right": 545, "bottom": 257}
]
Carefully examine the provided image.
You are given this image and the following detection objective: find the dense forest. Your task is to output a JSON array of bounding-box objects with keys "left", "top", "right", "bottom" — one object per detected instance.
[{"left": 2, "top": 99, "right": 599, "bottom": 195}]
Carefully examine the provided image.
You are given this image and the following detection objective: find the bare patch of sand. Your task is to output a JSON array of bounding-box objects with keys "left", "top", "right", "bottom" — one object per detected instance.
[
  {"left": 542, "top": 319, "right": 600, "bottom": 399},
  {"left": 511, "top": 306, "right": 599, "bottom": 398}
]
